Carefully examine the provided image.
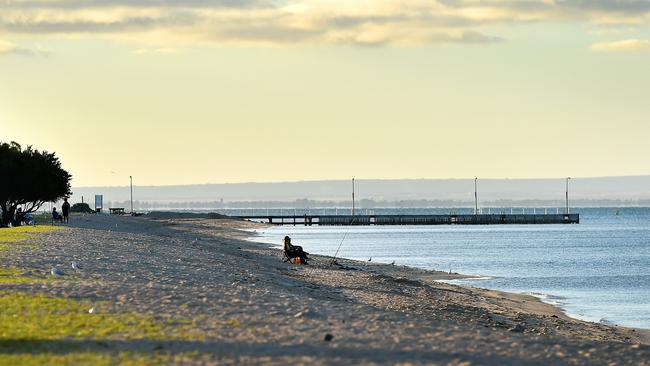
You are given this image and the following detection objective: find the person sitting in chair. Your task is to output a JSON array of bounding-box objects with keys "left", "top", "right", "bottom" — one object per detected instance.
[
  {"left": 283, "top": 236, "right": 309, "bottom": 264},
  {"left": 24, "top": 212, "right": 34, "bottom": 225},
  {"left": 52, "top": 207, "right": 63, "bottom": 222}
]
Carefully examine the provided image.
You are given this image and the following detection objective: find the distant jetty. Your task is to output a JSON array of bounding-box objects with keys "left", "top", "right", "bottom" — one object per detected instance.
[{"left": 232, "top": 213, "right": 580, "bottom": 225}]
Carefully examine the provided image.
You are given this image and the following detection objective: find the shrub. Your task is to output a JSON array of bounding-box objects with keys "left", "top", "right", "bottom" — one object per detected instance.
[{"left": 70, "top": 202, "right": 94, "bottom": 213}]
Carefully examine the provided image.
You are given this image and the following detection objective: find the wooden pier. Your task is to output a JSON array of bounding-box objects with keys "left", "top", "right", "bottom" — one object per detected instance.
[{"left": 231, "top": 213, "right": 580, "bottom": 226}]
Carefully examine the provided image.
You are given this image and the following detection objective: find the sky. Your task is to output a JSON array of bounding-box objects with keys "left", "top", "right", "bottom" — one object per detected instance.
[{"left": 1, "top": 0, "right": 649, "bottom": 187}]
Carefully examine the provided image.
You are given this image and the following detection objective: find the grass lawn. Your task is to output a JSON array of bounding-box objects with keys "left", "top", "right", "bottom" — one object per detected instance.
[{"left": 0, "top": 225, "right": 63, "bottom": 252}]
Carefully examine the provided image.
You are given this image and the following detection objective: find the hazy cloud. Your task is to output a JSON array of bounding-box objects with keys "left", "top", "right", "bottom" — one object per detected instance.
[
  {"left": 5, "top": 0, "right": 271, "bottom": 9},
  {"left": 0, "top": 0, "right": 649, "bottom": 46},
  {"left": 132, "top": 47, "right": 180, "bottom": 54},
  {"left": 591, "top": 39, "right": 650, "bottom": 52},
  {"left": 0, "top": 39, "right": 50, "bottom": 56}
]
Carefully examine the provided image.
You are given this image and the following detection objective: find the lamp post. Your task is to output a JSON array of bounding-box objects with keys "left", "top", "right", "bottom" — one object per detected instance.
[
  {"left": 565, "top": 177, "right": 571, "bottom": 214},
  {"left": 474, "top": 177, "right": 478, "bottom": 214},
  {"left": 130, "top": 176, "right": 133, "bottom": 215},
  {"left": 351, "top": 178, "right": 355, "bottom": 217}
]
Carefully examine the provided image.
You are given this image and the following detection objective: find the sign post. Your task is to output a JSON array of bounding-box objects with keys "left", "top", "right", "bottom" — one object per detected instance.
[{"left": 94, "top": 195, "right": 103, "bottom": 213}]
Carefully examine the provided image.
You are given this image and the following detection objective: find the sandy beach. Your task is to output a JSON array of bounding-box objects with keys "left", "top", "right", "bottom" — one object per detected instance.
[{"left": 1, "top": 214, "right": 648, "bottom": 365}]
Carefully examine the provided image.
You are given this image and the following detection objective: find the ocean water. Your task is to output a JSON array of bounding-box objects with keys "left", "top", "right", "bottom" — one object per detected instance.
[{"left": 253, "top": 207, "right": 650, "bottom": 329}]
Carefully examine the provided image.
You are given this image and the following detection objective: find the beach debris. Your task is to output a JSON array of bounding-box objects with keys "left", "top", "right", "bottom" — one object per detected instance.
[
  {"left": 509, "top": 323, "right": 526, "bottom": 333},
  {"left": 323, "top": 334, "right": 334, "bottom": 342},
  {"left": 88, "top": 306, "right": 95, "bottom": 314},
  {"left": 50, "top": 267, "right": 65, "bottom": 276},
  {"left": 390, "top": 261, "right": 395, "bottom": 265},
  {"left": 71, "top": 261, "right": 83, "bottom": 270},
  {"left": 368, "top": 257, "right": 372, "bottom": 262}
]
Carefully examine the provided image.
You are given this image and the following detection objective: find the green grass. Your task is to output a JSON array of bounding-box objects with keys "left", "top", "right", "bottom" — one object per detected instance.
[
  {"left": 0, "top": 292, "right": 167, "bottom": 340},
  {"left": 0, "top": 350, "right": 209, "bottom": 366},
  {"left": 0, "top": 292, "right": 208, "bottom": 365},
  {"left": 0, "top": 225, "right": 63, "bottom": 251},
  {"left": 0, "top": 267, "right": 54, "bottom": 284}
]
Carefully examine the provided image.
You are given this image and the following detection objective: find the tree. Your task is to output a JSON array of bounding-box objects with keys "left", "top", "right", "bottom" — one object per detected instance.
[
  {"left": 0, "top": 142, "right": 72, "bottom": 227},
  {"left": 70, "top": 202, "right": 93, "bottom": 213}
]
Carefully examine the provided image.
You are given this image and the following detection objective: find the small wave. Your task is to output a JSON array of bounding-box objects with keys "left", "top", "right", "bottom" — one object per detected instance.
[
  {"left": 527, "top": 292, "right": 567, "bottom": 306},
  {"left": 460, "top": 276, "right": 495, "bottom": 281},
  {"left": 599, "top": 317, "right": 616, "bottom": 326},
  {"left": 528, "top": 292, "right": 566, "bottom": 300},
  {"left": 435, "top": 276, "right": 495, "bottom": 286}
]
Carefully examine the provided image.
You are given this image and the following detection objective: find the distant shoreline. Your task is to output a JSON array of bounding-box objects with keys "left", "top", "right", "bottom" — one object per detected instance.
[{"left": 68, "top": 176, "right": 650, "bottom": 206}]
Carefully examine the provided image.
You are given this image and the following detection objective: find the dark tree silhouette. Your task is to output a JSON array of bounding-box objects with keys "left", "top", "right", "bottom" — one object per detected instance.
[
  {"left": 0, "top": 142, "right": 72, "bottom": 227},
  {"left": 70, "top": 202, "right": 93, "bottom": 213}
]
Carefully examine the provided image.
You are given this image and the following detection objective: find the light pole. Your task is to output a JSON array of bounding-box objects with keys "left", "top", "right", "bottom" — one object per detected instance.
[
  {"left": 565, "top": 177, "right": 571, "bottom": 214},
  {"left": 474, "top": 177, "right": 478, "bottom": 214},
  {"left": 351, "top": 178, "right": 355, "bottom": 217},
  {"left": 130, "top": 176, "right": 133, "bottom": 214}
]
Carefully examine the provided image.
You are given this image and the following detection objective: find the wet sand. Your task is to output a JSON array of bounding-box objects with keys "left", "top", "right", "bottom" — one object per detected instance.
[{"left": 1, "top": 214, "right": 648, "bottom": 365}]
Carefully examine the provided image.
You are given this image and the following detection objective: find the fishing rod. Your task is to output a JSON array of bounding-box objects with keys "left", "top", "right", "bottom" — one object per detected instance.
[
  {"left": 331, "top": 178, "right": 357, "bottom": 265},
  {"left": 330, "top": 215, "right": 356, "bottom": 265}
]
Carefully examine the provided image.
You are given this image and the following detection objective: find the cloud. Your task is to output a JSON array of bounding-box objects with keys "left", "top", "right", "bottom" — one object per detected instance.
[
  {"left": 132, "top": 47, "right": 180, "bottom": 54},
  {"left": 0, "top": 40, "right": 16, "bottom": 55},
  {"left": 0, "top": 40, "right": 50, "bottom": 56},
  {"left": 591, "top": 39, "right": 650, "bottom": 52},
  {"left": 0, "top": 0, "right": 649, "bottom": 47}
]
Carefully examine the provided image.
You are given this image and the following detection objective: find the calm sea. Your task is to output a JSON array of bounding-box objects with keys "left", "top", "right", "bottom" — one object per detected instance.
[{"left": 252, "top": 207, "right": 650, "bottom": 329}]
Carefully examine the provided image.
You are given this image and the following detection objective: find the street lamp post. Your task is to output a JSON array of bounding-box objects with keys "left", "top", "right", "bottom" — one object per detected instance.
[
  {"left": 130, "top": 176, "right": 133, "bottom": 215},
  {"left": 351, "top": 178, "right": 355, "bottom": 217},
  {"left": 474, "top": 177, "right": 478, "bottom": 214},
  {"left": 565, "top": 177, "right": 571, "bottom": 214}
]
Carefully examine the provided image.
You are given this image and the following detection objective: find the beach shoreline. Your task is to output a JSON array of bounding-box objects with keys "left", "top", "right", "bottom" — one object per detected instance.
[
  {"left": 245, "top": 225, "right": 650, "bottom": 340},
  {"left": 1, "top": 213, "right": 648, "bottom": 364},
  {"left": 247, "top": 224, "right": 650, "bottom": 335}
]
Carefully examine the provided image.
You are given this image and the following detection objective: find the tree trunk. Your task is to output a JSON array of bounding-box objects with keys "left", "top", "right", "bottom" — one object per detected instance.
[{"left": 1, "top": 204, "right": 14, "bottom": 227}]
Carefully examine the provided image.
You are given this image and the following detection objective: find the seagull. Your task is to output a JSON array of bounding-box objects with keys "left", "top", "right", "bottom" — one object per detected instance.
[
  {"left": 88, "top": 307, "right": 95, "bottom": 314},
  {"left": 368, "top": 257, "right": 372, "bottom": 262},
  {"left": 71, "top": 261, "right": 82, "bottom": 271},
  {"left": 51, "top": 267, "right": 65, "bottom": 276}
]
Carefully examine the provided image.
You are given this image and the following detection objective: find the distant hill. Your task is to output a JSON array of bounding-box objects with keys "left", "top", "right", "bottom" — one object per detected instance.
[{"left": 70, "top": 176, "right": 650, "bottom": 206}]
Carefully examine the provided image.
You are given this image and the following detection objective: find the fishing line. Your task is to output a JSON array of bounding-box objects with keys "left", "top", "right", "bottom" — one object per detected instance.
[{"left": 331, "top": 215, "right": 356, "bottom": 264}]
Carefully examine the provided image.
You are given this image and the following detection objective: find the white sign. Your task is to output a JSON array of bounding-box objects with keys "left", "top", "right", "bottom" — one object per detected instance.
[{"left": 94, "top": 195, "right": 103, "bottom": 210}]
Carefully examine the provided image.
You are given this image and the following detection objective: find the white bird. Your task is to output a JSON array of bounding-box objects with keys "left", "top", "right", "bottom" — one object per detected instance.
[
  {"left": 71, "top": 261, "right": 82, "bottom": 271},
  {"left": 88, "top": 307, "right": 95, "bottom": 314},
  {"left": 51, "top": 267, "right": 65, "bottom": 276}
]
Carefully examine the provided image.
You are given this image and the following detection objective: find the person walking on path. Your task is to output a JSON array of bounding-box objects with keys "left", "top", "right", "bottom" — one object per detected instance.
[{"left": 61, "top": 198, "right": 71, "bottom": 224}]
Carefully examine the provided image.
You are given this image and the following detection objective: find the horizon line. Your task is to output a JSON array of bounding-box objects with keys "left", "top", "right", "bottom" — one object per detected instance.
[{"left": 71, "top": 174, "right": 650, "bottom": 189}]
